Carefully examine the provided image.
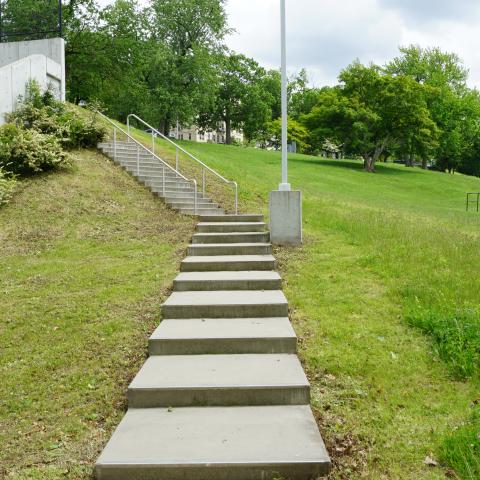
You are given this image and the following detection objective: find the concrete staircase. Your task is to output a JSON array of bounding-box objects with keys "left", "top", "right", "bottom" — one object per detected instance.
[
  {"left": 95, "top": 214, "right": 331, "bottom": 480},
  {"left": 98, "top": 141, "right": 224, "bottom": 215}
]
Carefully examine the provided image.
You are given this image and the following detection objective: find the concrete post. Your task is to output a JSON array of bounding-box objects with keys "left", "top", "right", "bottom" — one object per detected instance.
[{"left": 269, "top": 190, "right": 302, "bottom": 246}]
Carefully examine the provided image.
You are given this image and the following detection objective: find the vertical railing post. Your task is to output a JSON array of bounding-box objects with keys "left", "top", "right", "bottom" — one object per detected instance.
[
  {"left": 152, "top": 132, "right": 155, "bottom": 156},
  {"left": 234, "top": 182, "right": 238, "bottom": 215},
  {"left": 194, "top": 180, "right": 197, "bottom": 215},
  {"left": 113, "top": 128, "right": 117, "bottom": 161},
  {"left": 202, "top": 169, "right": 206, "bottom": 198},
  {"left": 162, "top": 164, "right": 165, "bottom": 197},
  {"left": 126, "top": 116, "right": 130, "bottom": 142},
  {"left": 176, "top": 147, "right": 179, "bottom": 172},
  {"left": 137, "top": 145, "right": 140, "bottom": 176}
]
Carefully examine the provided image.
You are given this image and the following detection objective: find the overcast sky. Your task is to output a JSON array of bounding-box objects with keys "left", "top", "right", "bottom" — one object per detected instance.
[{"left": 98, "top": 0, "right": 480, "bottom": 88}]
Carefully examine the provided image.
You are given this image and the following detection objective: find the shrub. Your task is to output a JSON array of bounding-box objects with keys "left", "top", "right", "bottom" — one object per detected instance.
[
  {"left": 0, "top": 123, "right": 70, "bottom": 175},
  {"left": 7, "top": 81, "right": 106, "bottom": 149},
  {"left": 406, "top": 304, "right": 480, "bottom": 379},
  {"left": 0, "top": 168, "right": 16, "bottom": 206}
]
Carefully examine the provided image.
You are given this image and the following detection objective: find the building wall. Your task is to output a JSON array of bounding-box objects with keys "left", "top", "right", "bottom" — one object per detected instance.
[
  {"left": 171, "top": 122, "right": 244, "bottom": 144},
  {"left": 0, "top": 38, "right": 65, "bottom": 125}
]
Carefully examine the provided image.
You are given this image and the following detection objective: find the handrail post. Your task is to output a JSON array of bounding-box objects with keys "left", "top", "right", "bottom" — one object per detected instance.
[
  {"left": 152, "top": 132, "right": 155, "bottom": 156},
  {"left": 113, "top": 128, "right": 117, "bottom": 161},
  {"left": 234, "top": 182, "right": 238, "bottom": 215},
  {"left": 127, "top": 117, "right": 130, "bottom": 141},
  {"left": 163, "top": 164, "right": 165, "bottom": 197},
  {"left": 202, "top": 168, "right": 206, "bottom": 198},
  {"left": 194, "top": 180, "right": 197, "bottom": 215},
  {"left": 137, "top": 145, "right": 140, "bottom": 176},
  {"left": 176, "top": 147, "right": 179, "bottom": 172}
]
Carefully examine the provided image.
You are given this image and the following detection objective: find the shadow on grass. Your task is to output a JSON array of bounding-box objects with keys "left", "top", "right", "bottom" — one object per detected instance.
[{"left": 291, "top": 156, "right": 424, "bottom": 176}]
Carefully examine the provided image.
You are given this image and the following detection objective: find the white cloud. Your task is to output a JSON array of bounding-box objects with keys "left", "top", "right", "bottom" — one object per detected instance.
[{"left": 225, "top": 0, "right": 480, "bottom": 88}]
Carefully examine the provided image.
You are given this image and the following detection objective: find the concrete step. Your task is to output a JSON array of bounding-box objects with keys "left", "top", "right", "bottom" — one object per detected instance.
[
  {"left": 128, "top": 354, "right": 309, "bottom": 407},
  {"left": 173, "top": 271, "right": 282, "bottom": 291},
  {"left": 95, "top": 405, "right": 331, "bottom": 480},
  {"left": 188, "top": 243, "right": 272, "bottom": 256},
  {"left": 179, "top": 208, "right": 225, "bottom": 215},
  {"left": 169, "top": 202, "right": 219, "bottom": 211},
  {"left": 162, "top": 290, "right": 288, "bottom": 318},
  {"left": 149, "top": 318, "right": 297, "bottom": 355},
  {"left": 200, "top": 214, "right": 264, "bottom": 223},
  {"left": 192, "top": 232, "right": 270, "bottom": 244},
  {"left": 181, "top": 255, "right": 276, "bottom": 272},
  {"left": 165, "top": 196, "right": 212, "bottom": 204},
  {"left": 196, "top": 222, "right": 266, "bottom": 233}
]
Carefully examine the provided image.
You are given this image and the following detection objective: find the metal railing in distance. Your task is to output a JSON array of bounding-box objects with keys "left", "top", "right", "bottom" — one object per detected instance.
[
  {"left": 98, "top": 111, "right": 198, "bottom": 215},
  {"left": 126, "top": 114, "right": 238, "bottom": 214},
  {"left": 466, "top": 192, "right": 480, "bottom": 212}
]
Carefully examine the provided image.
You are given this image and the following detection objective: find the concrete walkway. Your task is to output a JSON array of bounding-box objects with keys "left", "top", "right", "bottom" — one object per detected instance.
[{"left": 95, "top": 214, "right": 331, "bottom": 479}]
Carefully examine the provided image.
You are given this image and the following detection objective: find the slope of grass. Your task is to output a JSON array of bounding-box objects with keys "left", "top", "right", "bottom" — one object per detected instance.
[
  {"left": 0, "top": 149, "right": 194, "bottom": 479},
  {"left": 124, "top": 131, "right": 479, "bottom": 479}
]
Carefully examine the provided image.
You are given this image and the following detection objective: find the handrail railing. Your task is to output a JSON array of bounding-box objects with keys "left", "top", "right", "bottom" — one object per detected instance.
[
  {"left": 98, "top": 111, "right": 198, "bottom": 214},
  {"left": 466, "top": 192, "right": 480, "bottom": 212},
  {"left": 127, "top": 113, "right": 238, "bottom": 214}
]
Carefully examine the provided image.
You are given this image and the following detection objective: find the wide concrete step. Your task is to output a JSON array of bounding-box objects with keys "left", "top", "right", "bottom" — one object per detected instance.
[
  {"left": 149, "top": 318, "right": 297, "bottom": 355},
  {"left": 173, "top": 271, "right": 281, "bottom": 291},
  {"left": 188, "top": 243, "right": 272, "bottom": 256},
  {"left": 166, "top": 196, "right": 212, "bottom": 203},
  {"left": 95, "top": 405, "right": 331, "bottom": 480},
  {"left": 169, "top": 202, "right": 219, "bottom": 211},
  {"left": 196, "top": 222, "right": 266, "bottom": 233},
  {"left": 128, "top": 354, "right": 309, "bottom": 407},
  {"left": 162, "top": 290, "right": 288, "bottom": 318},
  {"left": 192, "top": 232, "right": 270, "bottom": 244},
  {"left": 200, "top": 214, "right": 264, "bottom": 223},
  {"left": 179, "top": 208, "right": 225, "bottom": 215},
  {"left": 181, "top": 255, "right": 276, "bottom": 272}
]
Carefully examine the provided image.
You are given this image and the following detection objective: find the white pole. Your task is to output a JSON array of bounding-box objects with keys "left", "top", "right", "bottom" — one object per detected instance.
[{"left": 279, "top": 0, "right": 290, "bottom": 191}]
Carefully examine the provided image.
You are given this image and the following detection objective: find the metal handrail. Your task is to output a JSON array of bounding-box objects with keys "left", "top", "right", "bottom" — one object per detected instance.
[
  {"left": 127, "top": 113, "right": 238, "bottom": 214},
  {"left": 466, "top": 192, "right": 480, "bottom": 212},
  {"left": 98, "top": 111, "right": 198, "bottom": 215}
]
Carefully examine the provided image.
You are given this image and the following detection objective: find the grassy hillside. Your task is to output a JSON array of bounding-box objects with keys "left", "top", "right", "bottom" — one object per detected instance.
[
  {"left": 0, "top": 149, "right": 194, "bottom": 479},
  {"left": 1, "top": 115, "right": 479, "bottom": 479},
  {"left": 122, "top": 126, "right": 480, "bottom": 480}
]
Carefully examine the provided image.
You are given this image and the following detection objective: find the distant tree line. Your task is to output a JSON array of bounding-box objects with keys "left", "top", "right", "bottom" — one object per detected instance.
[{"left": 4, "top": 0, "right": 480, "bottom": 176}]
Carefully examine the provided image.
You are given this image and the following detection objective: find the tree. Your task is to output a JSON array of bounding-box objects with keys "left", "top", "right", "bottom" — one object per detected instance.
[
  {"left": 199, "top": 53, "right": 274, "bottom": 144},
  {"left": 302, "top": 63, "right": 438, "bottom": 172},
  {"left": 147, "top": 0, "right": 229, "bottom": 133},
  {"left": 265, "top": 116, "right": 310, "bottom": 153}
]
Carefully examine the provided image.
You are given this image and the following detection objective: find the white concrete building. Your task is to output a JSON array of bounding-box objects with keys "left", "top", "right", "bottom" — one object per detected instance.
[
  {"left": 170, "top": 121, "right": 244, "bottom": 144},
  {"left": 0, "top": 38, "right": 65, "bottom": 125}
]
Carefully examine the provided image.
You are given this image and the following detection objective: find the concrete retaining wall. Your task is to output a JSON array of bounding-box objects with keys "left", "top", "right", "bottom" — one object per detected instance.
[{"left": 0, "top": 38, "right": 65, "bottom": 124}]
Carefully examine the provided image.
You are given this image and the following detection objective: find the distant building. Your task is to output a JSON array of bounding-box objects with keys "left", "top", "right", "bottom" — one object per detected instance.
[{"left": 170, "top": 121, "right": 243, "bottom": 144}]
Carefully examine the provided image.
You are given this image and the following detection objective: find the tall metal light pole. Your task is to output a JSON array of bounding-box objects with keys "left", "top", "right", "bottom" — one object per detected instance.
[
  {"left": 269, "top": 0, "right": 302, "bottom": 245},
  {"left": 279, "top": 0, "right": 290, "bottom": 191}
]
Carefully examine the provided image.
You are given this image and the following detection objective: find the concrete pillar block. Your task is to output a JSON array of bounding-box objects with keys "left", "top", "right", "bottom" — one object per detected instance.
[{"left": 269, "top": 190, "right": 302, "bottom": 246}]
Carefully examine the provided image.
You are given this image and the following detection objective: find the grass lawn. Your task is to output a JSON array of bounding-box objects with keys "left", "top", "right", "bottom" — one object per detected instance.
[
  {"left": 122, "top": 126, "right": 480, "bottom": 480},
  {"left": 0, "top": 149, "right": 194, "bottom": 479}
]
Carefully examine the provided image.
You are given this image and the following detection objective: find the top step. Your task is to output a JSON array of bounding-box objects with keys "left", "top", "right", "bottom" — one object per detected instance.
[{"left": 200, "top": 214, "right": 264, "bottom": 223}]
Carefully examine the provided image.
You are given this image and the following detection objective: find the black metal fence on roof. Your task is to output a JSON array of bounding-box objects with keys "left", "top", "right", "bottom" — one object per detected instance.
[{"left": 0, "top": 0, "right": 62, "bottom": 43}]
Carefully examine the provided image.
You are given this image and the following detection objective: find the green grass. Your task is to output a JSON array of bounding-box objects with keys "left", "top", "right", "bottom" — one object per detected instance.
[
  {"left": 0, "top": 149, "right": 194, "bottom": 478},
  {"left": 121, "top": 131, "right": 479, "bottom": 479}
]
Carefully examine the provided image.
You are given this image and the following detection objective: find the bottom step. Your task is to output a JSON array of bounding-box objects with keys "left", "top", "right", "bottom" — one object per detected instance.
[{"left": 95, "top": 405, "right": 331, "bottom": 480}]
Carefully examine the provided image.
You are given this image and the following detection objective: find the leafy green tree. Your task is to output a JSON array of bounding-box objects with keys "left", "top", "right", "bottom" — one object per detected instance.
[
  {"left": 198, "top": 53, "right": 275, "bottom": 143},
  {"left": 303, "top": 63, "right": 437, "bottom": 172},
  {"left": 265, "top": 116, "right": 310, "bottom": 153}
]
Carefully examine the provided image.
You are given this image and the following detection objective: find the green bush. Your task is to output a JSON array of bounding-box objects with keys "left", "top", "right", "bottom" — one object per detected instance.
[
  {"left": 7, "top": 81, "right": 106, "bottom": 149},
  {"left": 406, "top": 304, "right": 480, "bottom": 379},
  {"left": 0, "top": 168, "right": 16, "bottom": 206},
  {"left": 0, "top": 123, "right": 70, "bottom": 175},
  {"left": 439, "top": 405, "right": 480, "bottom": 479}
]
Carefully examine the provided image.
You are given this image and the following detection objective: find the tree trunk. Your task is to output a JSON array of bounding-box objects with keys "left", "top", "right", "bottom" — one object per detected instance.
[
  {"left": 363, "top": 155, "right": 375, "bottom": 172},
  {"left": 225, "top": 117, "right": 232, "bottom": 145},
  {"left": 421, "top": 158, "right": 428, "bottom": 170}
]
